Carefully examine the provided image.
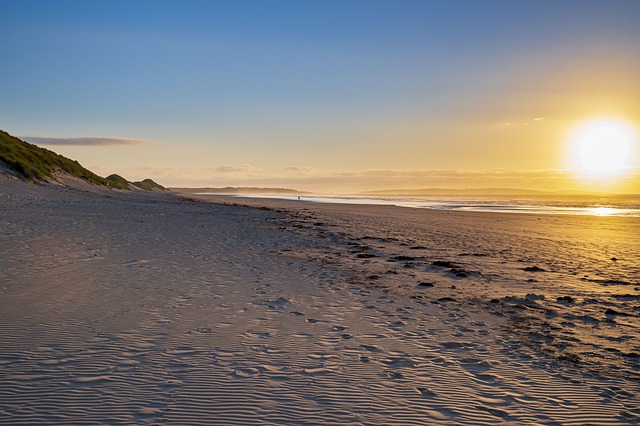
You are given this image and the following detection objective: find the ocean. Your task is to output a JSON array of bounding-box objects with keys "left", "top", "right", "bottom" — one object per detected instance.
[{"left": 224, "top": 193, "right": 640, "bottom": 217}]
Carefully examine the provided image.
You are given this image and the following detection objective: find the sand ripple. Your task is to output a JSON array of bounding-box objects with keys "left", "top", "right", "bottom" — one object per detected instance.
[{"left": 1, "top": 183, "right": 639, "bottom": 424}]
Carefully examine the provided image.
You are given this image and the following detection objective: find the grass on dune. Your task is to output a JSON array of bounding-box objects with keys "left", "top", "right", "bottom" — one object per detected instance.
[{"left": 0, "top": 130, "right": 129, "bottom": 189}]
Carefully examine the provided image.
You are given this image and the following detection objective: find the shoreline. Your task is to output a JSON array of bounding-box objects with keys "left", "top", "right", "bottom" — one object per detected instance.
[
  {"left": 198, "top": 192, "right": 640, "bottom": 217},
  {"left": 2, "top": 180, "right": 639, "bottom": 424},
  {"left": 185, "top": 193, "right": 640, "bottom": 380}
]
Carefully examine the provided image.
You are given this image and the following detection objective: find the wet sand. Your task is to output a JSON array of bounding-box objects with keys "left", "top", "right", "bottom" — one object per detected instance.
[
  {"left": 1, "top": 178, "right": 639, "bottom": 424},
  {"left": 197, "top": 194, "right": 640, "bottom": 379}
]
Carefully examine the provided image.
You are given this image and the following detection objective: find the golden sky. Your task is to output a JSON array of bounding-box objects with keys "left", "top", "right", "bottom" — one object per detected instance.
[{"left": 4, "top": 1, "right": 639, "bottom": 193}]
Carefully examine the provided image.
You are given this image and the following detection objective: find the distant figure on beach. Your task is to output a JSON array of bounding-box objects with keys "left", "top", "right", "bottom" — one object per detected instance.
[{"left": 298, "top": 196, "right": 300, "bottom": 200}]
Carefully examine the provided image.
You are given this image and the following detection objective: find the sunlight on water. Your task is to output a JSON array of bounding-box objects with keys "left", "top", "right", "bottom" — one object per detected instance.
[
  {"left": 589, "top": 207, "right": 617, "bottom": 216},
  {"left": 222, "top": 194, "right": 640, "bottom": 218}
]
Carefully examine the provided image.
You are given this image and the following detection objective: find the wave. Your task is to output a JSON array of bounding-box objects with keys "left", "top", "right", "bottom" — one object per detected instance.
[{"left": 231, "top": 194, "right": 640, "bottom": 217}]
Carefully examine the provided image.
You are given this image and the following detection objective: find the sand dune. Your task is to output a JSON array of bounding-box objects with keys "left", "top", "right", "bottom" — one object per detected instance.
[{"left": 1, "top": 180, "right": 639, "bottom": 424}]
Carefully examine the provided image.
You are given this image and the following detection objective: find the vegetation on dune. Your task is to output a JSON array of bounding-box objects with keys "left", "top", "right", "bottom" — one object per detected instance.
[
  {"left": 106, "top": 174, "right": 132, "bottom": 189},
  {"left": 0, "top": 130, "right": 129, "bottom": 189},
  {"left": 1, "top": 130, "right": 166, "bottom": 191},
  {"left": 132, "top": 178, "right": 166, "bottom": 191},
  {"left": 105, "top": 175, "right": 167, "bottom": 191}
]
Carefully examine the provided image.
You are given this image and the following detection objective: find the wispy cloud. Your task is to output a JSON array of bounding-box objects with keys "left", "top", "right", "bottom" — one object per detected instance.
[
  {"left": 214, "top": 165, "right": 255, "bottom": 174},
  {"left": 21, "top": 136, "right": 152, "bottom": 146},
  {"left": 121, "top": 165, "right": 639, "bottom": 195},
  {"left": 339, "top": 168, "right": 585, "bottom": 191},
  {"left": 165, "top": 168, "right": 584, "bottom": 193},
  {"left": 142, "top": 165, "right": 179, "bottom": 176},
  {"left": 284, "top": 166, "right": 315, "bottom": 174},
  {"left": 499, "top": 116, "right": 548, "bottom": 128}
]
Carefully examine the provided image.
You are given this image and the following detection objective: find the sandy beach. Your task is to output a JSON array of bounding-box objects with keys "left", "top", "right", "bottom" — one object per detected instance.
[
  {"left": 200, "top": 194, "right": 640, "bottom": 378},
  {"left": 1, "top": 178, "right": 639, "bottom": 425}
]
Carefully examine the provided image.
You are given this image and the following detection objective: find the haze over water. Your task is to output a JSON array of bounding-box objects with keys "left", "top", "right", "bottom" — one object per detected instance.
[{"left": 227, "top": 193, "right": 640, "bottom": 217}]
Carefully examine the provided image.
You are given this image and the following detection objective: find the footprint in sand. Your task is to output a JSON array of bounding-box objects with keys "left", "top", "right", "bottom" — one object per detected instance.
[
  {"left": 380, "top": 356, "right": 415, "bottom": 369},
  {"left": 253, "top": 296, "right": 293, "bottom": 309},
  {"left": 231, "top": 368, "right": 260, "bottom": 378},
  {"left": 416, "top": 386, "right": 437, "bottom": 397},
  {"left": 243, "top": 330, "right": 272, "bottom": 339},
  {"left": 360, "top": 344, "right": 382, "bottom": 353},
  {"left": 459, "top": 357, "right": 494, "bottom": 373}
]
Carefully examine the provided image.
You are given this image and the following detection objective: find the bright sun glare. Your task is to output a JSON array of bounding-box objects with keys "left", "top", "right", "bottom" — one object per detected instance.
[{"left": 571, "top": 119, "right": 636, "bottom": 174}]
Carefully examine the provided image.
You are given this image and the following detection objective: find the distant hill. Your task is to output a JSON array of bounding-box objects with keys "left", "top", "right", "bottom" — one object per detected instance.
[
  {"left": 131, "top": 178, "right": 166, "bottom": 191},
  {"left": 0, "top": 129, "right": 165, "bottom": 191},
  {"left": 361, "top": 188, "right": 594, "bottom": 196},
  {"left": 170, "top": 187, "right": 306, "bottom": 195},
  {"left": 105, "top": 175, "right": 166, "bottom": 191}
]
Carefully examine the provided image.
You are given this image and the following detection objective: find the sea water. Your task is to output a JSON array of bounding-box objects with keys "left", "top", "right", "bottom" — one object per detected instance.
[{"left": 222, "top": 194, "right": 640, "bottom": 217}]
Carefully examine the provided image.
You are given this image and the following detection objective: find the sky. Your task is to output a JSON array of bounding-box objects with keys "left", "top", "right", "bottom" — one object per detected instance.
[{"left": 2, "top": 0, "right": 640, "bottom": 193}]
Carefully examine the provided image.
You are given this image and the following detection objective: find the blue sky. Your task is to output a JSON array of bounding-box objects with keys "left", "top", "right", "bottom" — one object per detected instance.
[{"left": 2, "top": 0, "right": 639, "bottom": 192}]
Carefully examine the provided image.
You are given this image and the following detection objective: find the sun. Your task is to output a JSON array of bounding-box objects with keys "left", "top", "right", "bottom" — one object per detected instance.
[
  {"left": 570, "top": 119, "right": 635, "bottom": 174},
  {"left": 578, "top": 124, "right": 629, "bottom": 172}
]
